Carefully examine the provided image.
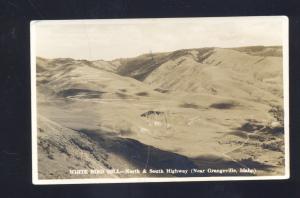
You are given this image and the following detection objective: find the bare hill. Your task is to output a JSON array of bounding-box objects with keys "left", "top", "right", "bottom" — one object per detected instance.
[{"left": 116, "top": 47, "right": 283, "bottom": 104}]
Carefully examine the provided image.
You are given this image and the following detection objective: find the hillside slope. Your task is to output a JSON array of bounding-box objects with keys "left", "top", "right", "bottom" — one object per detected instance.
[{"left": 116, "top": 47, "right": 283, "bottom": 105}]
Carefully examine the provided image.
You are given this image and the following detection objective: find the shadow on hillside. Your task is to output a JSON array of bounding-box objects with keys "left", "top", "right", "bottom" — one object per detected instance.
[
  {"left": 78, "top": 129, "right": 197, "bottom": 177},
  {"left": 57, "top": 88, "right": 105, "bottom": 99},
  {"left": 77, "top": 128, "right": 274, "bottom": 177}
]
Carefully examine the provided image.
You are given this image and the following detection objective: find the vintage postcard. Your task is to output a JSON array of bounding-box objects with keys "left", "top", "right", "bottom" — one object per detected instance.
[{"left": 31, "top": 16, "right": 289, "bottom": 184}]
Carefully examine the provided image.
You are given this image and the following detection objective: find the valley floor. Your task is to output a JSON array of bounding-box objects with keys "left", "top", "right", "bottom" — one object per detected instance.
[{"left": 37, "top": 90, "right": 285, "bottom": 179}]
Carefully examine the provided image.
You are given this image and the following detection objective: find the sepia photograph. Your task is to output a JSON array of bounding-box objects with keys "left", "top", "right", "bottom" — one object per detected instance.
[{"left": 31, "top": 16, "right": 289, "bottom": 184}]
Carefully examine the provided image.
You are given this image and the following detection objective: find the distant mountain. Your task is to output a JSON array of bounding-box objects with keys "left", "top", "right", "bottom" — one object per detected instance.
[
  {"left": 37, "top": 46, "right": 283, "bottom": 105},
  {"left": 137, "top": 47, "right": 283, "bottom": 103},
  {"left": 36, "top": 56, "right": 163, "bottom": 102},
  {"left": 230, "top": 46, "right": 282, "bottom": 57}
]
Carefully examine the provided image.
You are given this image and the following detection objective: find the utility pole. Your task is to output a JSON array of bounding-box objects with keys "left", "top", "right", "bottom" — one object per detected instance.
[{"left": 149, "top": 50, "right": 155, "bottom": 63}]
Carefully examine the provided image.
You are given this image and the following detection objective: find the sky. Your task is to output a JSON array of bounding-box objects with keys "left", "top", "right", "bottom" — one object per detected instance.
[{"left": 32, "top": 17, "right": 287, "bottom": 61}]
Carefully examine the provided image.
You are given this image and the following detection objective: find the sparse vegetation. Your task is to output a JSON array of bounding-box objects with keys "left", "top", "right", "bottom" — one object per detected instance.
[
  {"left": 136, "top": 91, "right": 149, "bottom": 96},
  {"left": 119, "top": 128, "right": 133, "bottom": 136},
  {"left": 238, "top": 122, "right": 264, "bottom": 133},
  {"left": 262, "top": 126, "right": 284, "bottom": 135},
  {"left": 39, "top": 79, "right": 50, "bottom": 84},
  {"left": 262, "top": 140, "right": 284, "bottom": 152},
  {"left": 116, "top": 92, "right": 128, "bottom": 99},
  {"left": 180, "top": 103, "right": 200, "bottom": 109},
  {"left": 141, "top": 111, "right": 164, "bottom": 117},
  {"left": 269, "top": 105, "right": 284, "bottom": 125},
  {"left": 210, "top": 102, "right": 237, "bottom": 109},
  {"left": 154, "top": 88, "right": 169, "bottom": 93}
]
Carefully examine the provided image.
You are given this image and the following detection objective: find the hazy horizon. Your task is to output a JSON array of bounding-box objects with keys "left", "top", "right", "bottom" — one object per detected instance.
[
  {"left": 36, "top": 44, "right": 283, "bottom": 61},
  {"left": 33, "top": 17, "right": 286, "bottom": 61}
]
